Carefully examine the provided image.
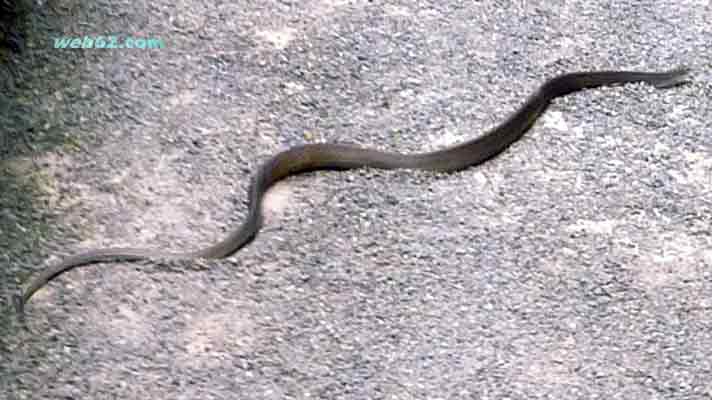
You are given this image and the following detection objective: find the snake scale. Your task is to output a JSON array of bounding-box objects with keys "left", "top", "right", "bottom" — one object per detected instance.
[{"left": 16, "top": 67, "right": 690, "bottom": 313}]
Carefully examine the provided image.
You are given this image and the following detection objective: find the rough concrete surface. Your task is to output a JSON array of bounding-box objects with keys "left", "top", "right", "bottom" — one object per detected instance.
[{"left": 2, "top": 0, "right": 712, "bottom": 399}]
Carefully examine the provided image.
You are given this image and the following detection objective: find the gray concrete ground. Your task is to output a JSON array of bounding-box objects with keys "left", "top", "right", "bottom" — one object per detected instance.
[{"left": 2, "top": 1, "right": 712, "bottom": 399}]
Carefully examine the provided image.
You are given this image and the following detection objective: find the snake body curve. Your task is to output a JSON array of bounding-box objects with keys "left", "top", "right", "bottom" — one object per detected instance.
[{"left": 17, "top": 67, "right": 690, "bottom": 312}]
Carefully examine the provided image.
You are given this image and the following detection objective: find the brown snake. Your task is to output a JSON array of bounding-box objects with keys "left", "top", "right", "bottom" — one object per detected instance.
[{"left": 16, "top": 67, "right": 690, "bottom": 313}]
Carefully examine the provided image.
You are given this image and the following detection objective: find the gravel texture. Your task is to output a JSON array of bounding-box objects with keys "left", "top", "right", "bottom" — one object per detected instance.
[{"left": 2, "top": 1, "right": 711, "bottom": 399}]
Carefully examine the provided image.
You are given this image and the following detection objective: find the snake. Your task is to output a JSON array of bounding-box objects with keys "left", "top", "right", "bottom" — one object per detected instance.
[{"left": 15, "top": 67, "right": 690, "bottom": 313}]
